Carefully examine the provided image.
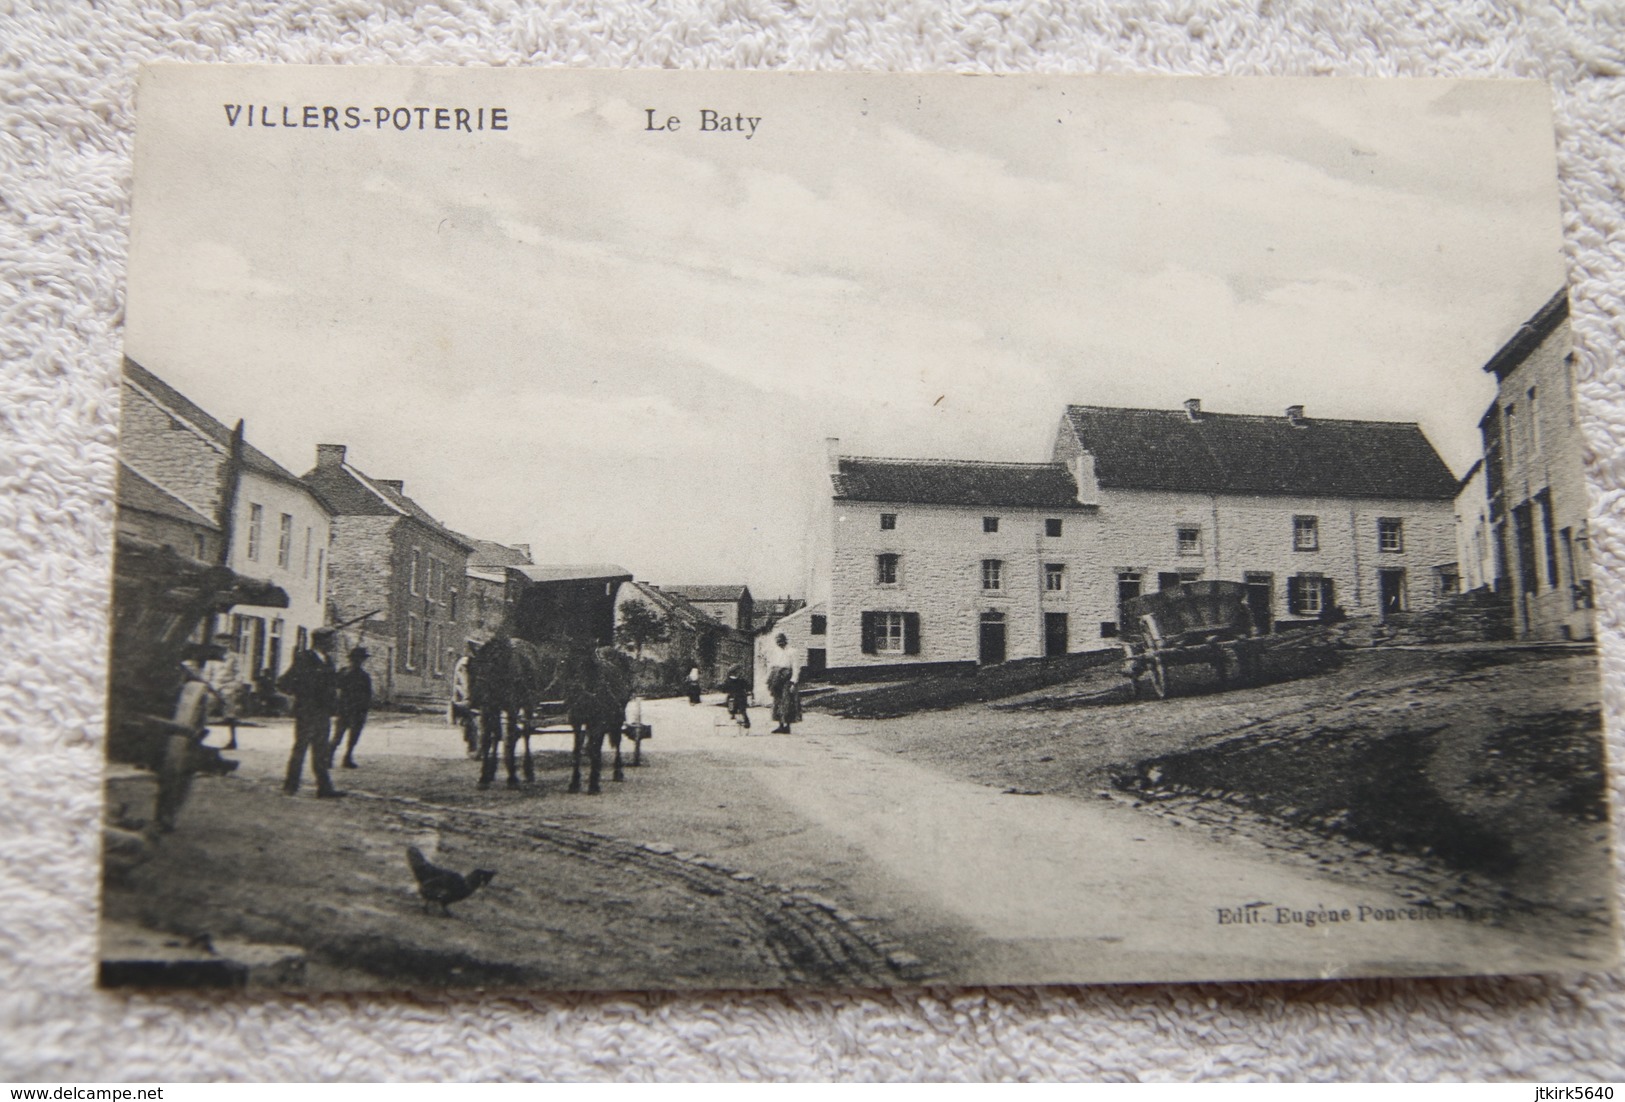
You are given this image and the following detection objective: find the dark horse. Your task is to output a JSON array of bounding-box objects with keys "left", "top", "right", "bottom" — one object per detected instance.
[
  {"left": 549, "top": 644, "right": 634, "bottom": 795},
  {"left": 468, "top": 636, "right": 634, "bottom": 794},
  {"left": 468, "top": 635, "right": 553, "bottom": 789}
]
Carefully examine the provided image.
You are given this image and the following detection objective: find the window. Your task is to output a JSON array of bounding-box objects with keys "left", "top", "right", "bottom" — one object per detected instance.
[
  {"left": 193, "top": 533, "right": 207, "bottom": 559},
  {"left": 1504, "top": 402, "right": 1517, "bottom": 466},
  {"left": 1378, "top": 518, "right": 1403, "bottom": 553},
  {"left": 315, "top": 548, "right": 325, "bottom": 604},
  {"left": 810, "top": 614, "right": 827, "bottom": 635},
  {"left": 860, "top": 611, "right": 920, "bottom": 655},
  {"left": 875, "top": 612, "right": 905, "bottom": 654},
  {"left": 430, "top": 623, "right": 444, "bottom": 676},
  {"left": 1528, "top": 386, "right": 1540, "bottom": 454},
  {"left": 277, "top": 513, "right": 293, "bottom": 568},
  {"left": 426, "top": 557, "right": 443, "bottom": 604},
  {"left": 1045, "top": 518, "right": 1063, "bottom": 538},
  {"left": 409, "top": 547, "right": 421, "bottom": 595},
  {"left": 302, "top": 527, "right": 313, "bottom": 576},
  {"left": 1177, "top": 526, "right": 1202, "bottom": 556},
  {"left": 981, "top": 559, "right": 1003, "bottom": 591},
  {"left": 1288, "top": 574, "right": 1332, "bottom": 617},
  {"left": 876, "top": 553, "right": 900, "bottom": 585},
  {"left": 448, "top": 587, "right": 458, "bottom": 621},
  {"left": 1293, "top": 515, "right": 1319, "bottom": 551},
  {"left": 246, "top": 503, "right": 263, "bottom": 561},
  {"left": 404, "top": 614, "right": 419, "bottom": 671},
  {"left": 880, "top": 513, "right": 897, "bottom": 530},
  {"left": 1044, "top": 563, "right": 1066, "bottom": 592},
  {"left": 983, "top": 516, "right": 1000, "bottom": 533}
]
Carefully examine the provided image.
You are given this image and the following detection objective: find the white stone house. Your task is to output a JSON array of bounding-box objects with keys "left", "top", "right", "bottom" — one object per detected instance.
[
  {"left": 821, "top": 400, "right": 1461, "bottom": 678},
  {"left": 120, "top": 358, "right": 333, "bottom": 690}
]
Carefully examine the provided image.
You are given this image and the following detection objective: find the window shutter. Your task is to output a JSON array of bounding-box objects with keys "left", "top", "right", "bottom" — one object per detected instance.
[
  {"left": 1287, "top": 575, "right": 1303, "bottom": 616},
  {"left": 1321, "top": 578, "right": 1336, "bottom": 614},
  {"left": 861, "top": 611, "right": 877, "bottom": 655},
  {"left": 903, "top": 612, "right": 921, "bottom": 655}
]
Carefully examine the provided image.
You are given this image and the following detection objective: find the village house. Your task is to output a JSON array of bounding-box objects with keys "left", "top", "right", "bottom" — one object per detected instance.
[
  {"left": 119, "top": 359, "right": 333, "bottom": 692},
  {"left": 1455, "top": 459, "right": 1496, "bottom": 595},
  {"left": 819, "top": 399, "right": 1460, "bottom": 678},
  {"left": 659, "top": 584, "right": 755, "bottom": 631},
  {"left": 303, "top": 444, "right": 474, "bottom": 706},
  {"left": 613, "top": 580, "right": 754, "bottom": 687},
  {"left": 1476, "top": 291, "right": 1594, "bottom": 641}
]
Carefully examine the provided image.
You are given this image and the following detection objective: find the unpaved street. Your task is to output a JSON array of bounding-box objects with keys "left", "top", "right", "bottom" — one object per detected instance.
[{"left": 104, "top": 644, "right": 1614, "bottom": 988}]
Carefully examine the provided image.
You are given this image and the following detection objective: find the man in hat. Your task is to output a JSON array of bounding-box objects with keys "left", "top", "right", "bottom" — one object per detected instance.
[
  {"left": 277, "top": 626, "right": 343, "bottom": 797},
  {"left": 331, "top": 645, "right": 373, "bottom": 770}
]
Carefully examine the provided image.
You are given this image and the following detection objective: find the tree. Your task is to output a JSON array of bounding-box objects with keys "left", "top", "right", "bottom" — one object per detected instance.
[{"left": 616, "top": 601, "right": 669, "bottom": 659}]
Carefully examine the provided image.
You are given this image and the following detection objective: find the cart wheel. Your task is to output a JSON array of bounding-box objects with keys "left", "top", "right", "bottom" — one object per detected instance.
[{"left": 1147, "top": 655, "right": 1168, "bottom": 699}]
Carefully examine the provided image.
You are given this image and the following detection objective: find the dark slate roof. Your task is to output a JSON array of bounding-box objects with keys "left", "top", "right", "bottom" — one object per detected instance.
[
  {"left": 660, "top": 584, "right": 752, "bottom": 603},
  {"left": 116, "top": 462, "right": 219, "bottom": 530},
  {"left": 1483, "top": 289, "right": 1570, "bottom": 382},
  {"left": 832, "top": 457, "right": 1085, "bottom": 509},
  {"left": 301, "top": 459, "right": 476, "bottom": 552},
  {"left": 1059, "top": 405, "right": 1458, "bottom": 501},
  {"left": 624, "top": 581, "right": 730, "bottom": 630},
  {"left": 462, "top": 538, "right": 534, "bottom": 568},
  {"left": 122, "top": 358, "right": 319, "bottom": 498}
]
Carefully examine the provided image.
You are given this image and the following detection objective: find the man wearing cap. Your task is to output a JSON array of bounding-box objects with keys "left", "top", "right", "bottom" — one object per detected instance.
[
  {"left": 331, "top": 646, "right": 374, "bottom": 770},
  {"left": 277, "top": 626, "right": 343, "bottom": 797}
]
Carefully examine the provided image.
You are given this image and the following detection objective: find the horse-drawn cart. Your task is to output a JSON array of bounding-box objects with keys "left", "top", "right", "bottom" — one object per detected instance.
[
  {"left": 106, "top": 536, "right": 287, "bottom": 840},
  {"left": 1119, "top": 580, "right": 1263, "bottom": 699}
]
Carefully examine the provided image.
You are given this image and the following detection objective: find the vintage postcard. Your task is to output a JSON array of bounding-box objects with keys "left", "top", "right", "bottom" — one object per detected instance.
[{"left": 102, "top": 66, "right": 1618, "bottom": 990}]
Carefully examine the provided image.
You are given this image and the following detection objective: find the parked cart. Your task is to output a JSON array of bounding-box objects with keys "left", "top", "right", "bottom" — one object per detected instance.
[{"left": 1119, "top": 580, "right": 1263, "bottom": 699}]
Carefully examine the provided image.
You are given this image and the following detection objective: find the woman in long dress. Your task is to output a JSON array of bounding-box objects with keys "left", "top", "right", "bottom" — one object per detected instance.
[{"left": 766, "top": 633, "right": 802, "bottom": 734}]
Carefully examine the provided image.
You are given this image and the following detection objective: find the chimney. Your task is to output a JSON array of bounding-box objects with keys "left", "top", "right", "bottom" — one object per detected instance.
[
  {"left": 1072, "top": 451, "right": 1099, "bottom": 506},
  {"left": 378, "top": 479, "right": 404, "bottom": 493},
  {"left": 512, "top": 543, "right": 532, "bottom": 562},
  {"left": 316, "top": 443, "right": 347, "bottom": 469},
  {"left": 825, "top": 436, "right": 842, "bottom": 475},
  {"left": 1183, "top": 398, "right": 1202, "bottom": 421},
  {"left": 1286, "top": 405, "right": 1306, "bottom": 427}
]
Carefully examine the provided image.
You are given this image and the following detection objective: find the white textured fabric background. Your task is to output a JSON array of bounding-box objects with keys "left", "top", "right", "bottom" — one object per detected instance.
[{"left": 2, "top": 0, "right": 1623, "bottom": 1082}]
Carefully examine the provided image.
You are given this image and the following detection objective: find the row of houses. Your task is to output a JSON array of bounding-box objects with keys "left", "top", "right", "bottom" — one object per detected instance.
[
  {"left": 117, "top": 357, "right": 783, "bottom": 704},
  {"left": 773, "top": 291, "right": 1595, "bottom": 681}
]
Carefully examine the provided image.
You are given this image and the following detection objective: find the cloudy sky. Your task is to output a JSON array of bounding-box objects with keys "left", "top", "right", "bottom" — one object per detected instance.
[{"left": 126, "top": 69, "right": 1567, "bottom": 596}]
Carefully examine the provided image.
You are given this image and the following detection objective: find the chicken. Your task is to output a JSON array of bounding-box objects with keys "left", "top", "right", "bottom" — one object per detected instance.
[{"left": 406, "top": 845, "right": 496, "bottom": 916}]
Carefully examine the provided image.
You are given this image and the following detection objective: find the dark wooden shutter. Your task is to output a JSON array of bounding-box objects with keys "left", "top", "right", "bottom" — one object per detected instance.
[
  {"left": 1321, "top": 578, "right": 1336, "bottom": 615},
  {"left": 903, "top": 612, "right": 921, "bottom": 655},
  {"left": 860, "top": 611, "right": 877, "bottom": 654},
  {"left": 1287, "top": 575, "right": 1303, "bottom": 616}
]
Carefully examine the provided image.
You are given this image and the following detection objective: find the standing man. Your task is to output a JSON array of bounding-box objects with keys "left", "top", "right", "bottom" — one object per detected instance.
[
  {"left": 331, "top": 646, "right": 373, "bottom": 770},
  {"left": 277, "top": 626, "right": 343, "bottom": 798},
  {"left": 766, "top": 632, "right": 802, "bottom": 735}
]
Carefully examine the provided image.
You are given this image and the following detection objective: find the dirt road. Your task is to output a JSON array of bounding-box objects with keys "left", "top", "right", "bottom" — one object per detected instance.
[{"left": 105, "top": 646, "right": 1615, "bottom": 989}]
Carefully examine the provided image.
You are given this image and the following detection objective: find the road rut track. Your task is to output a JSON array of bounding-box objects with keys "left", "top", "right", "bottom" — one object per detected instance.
[{"left": 377, "top": 792, "right": 925, "bottom": 989}]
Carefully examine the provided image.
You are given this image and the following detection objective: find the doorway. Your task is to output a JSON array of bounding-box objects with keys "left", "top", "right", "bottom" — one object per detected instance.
[
  {"left": 1244, "top": 572, "right": 1274, "bottom": 634},
  {"left": 1044, "top": 612, "right": 1068, "bottom": 658},
  {"left": 979, "top": 611, "right": 1006, "bottom": 665},
  {"left": 1379, "top": 569, "right": 1407, "bottom": 617}
]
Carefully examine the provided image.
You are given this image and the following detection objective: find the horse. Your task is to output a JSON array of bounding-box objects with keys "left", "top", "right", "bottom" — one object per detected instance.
[
  {"left": 548, "top": 644, "right": 634, "bottom": 795},
  {"left": 467, "top": 635, "right": 554, "bottom": 789}
]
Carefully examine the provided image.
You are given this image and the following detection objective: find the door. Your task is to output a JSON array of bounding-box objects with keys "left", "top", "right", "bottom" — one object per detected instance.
[
  {"left": 805, "top": 648, "right": 826, "bottom": 678},
  {"left": 1116, "top": 573, "right": 1142, "bottom": 632},
  {"left": 1379, "top": 569, "right": 1407, "bottom": 617},
  {"left": 1244, "top": 573, "right": 1274, "bottom": 634},
  {"left": 1158, "top": 571, "right": 1182, "bottom": 592},
  {"left": 1044, "top": 612, "right": 1068, "bottom": 657},
  {"left": 978, "top": 611, "right": 1006, "bottom": 665}
]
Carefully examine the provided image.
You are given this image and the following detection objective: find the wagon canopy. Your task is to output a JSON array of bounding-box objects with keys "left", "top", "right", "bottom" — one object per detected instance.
[{"left": 1120, "top": 580, "right": 1255, "bottom": 646}]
